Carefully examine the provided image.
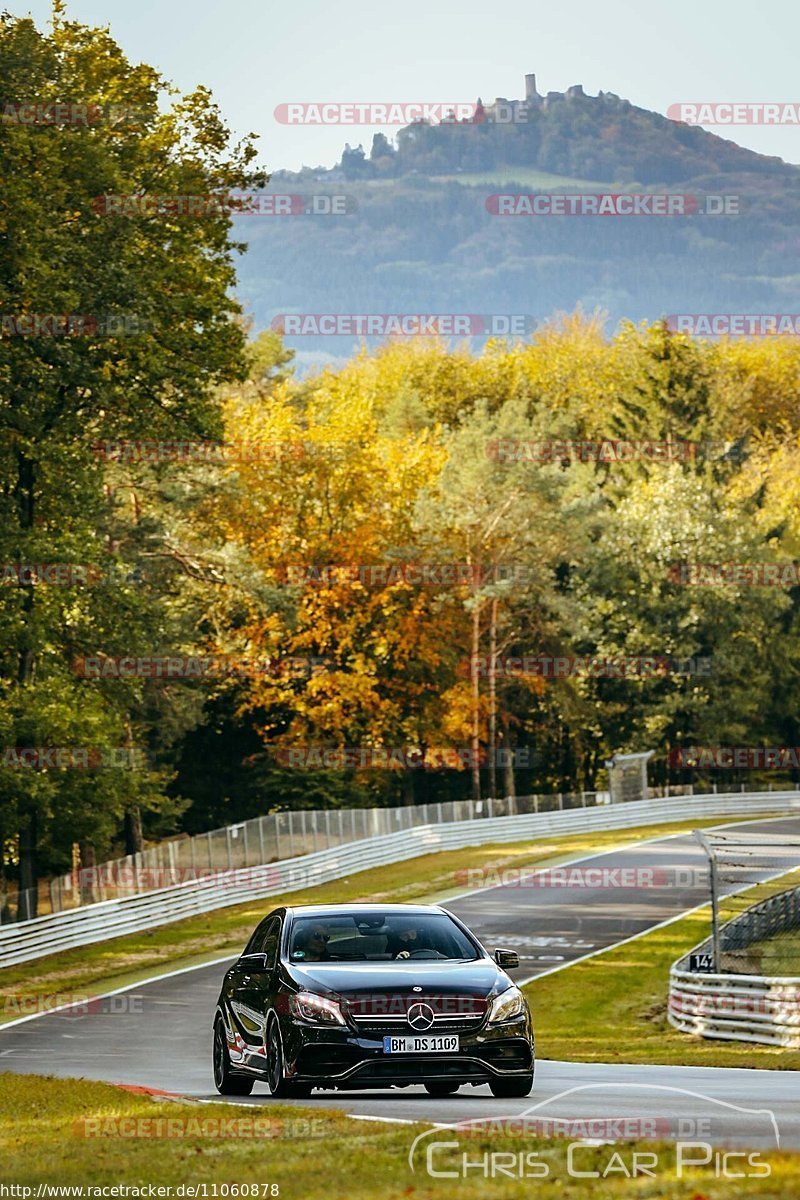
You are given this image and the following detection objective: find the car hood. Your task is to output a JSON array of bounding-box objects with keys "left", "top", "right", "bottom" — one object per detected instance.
[{"left": 283, "top": 958, "right": 510, "bottom": 1000}]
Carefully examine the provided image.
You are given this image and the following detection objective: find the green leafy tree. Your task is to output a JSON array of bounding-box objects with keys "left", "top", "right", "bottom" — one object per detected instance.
[{"left": 0, "top": 7, "right": 265, "bottom": 913}]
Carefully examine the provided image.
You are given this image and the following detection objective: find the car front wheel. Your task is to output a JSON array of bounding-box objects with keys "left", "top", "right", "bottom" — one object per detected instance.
[
  {"left": 265, "top": 1018, "right": 312, "bottom": 1099},
  {"left": 213, "top": 1018, "right": 254, "bottom": 1096},
  {"left": 488, "top": 1073, "right": 534, "bottom": 1098}
]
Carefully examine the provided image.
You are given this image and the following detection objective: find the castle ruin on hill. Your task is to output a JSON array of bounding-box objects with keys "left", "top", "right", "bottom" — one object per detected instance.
[{"left": 481, "top": 73, "right": 621, "bottom": 123}]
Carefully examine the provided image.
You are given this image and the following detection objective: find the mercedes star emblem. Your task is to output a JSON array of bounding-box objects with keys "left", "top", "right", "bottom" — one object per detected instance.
[{"left": 407, "top": 1002, "right": 435, "bottom": 1030}]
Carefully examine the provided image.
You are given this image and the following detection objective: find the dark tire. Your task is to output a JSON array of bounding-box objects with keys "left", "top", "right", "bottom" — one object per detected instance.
[
  {"left": 488, "top": 1073, "right": 534, "bottom": 1098},
  {"left": 424, "top": 1082, "right": 460, "bottom": 1098},
  {"left": 213, "top": 1018, "right": 254, "bottom": 1095},
  {"left": 265, "top": 1018, "right": 312, "bottom": 1099}
]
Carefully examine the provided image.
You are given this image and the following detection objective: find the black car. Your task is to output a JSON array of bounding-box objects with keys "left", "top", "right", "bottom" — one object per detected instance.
[{"left": 213, "top": 903, "right": 534, "bottom": 1098}]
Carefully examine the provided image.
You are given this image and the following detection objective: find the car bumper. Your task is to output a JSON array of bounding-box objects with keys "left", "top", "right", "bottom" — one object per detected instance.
[{"left": 281, "top": 1013, "right": 534, "bottom": 1089}]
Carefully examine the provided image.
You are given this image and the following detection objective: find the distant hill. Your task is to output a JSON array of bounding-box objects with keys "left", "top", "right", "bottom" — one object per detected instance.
[
  {"left": 234, "top": 74, "right": 800, "bottom": 365},
  {"left": 335, "top": 74, "right": 794, "bottom": 184}
]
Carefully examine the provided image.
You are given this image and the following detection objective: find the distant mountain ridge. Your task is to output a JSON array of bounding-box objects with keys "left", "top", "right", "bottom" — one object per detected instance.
[
  {"left": 323, "top": 72, "right": 795, "bottom": 185},
  {"left": 239, "top": 73, "right": 800, "bottom": 367}
]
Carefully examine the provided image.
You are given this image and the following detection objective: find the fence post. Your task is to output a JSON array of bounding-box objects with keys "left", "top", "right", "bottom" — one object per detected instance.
[{"left": 695, "top": 831, "right": 721, "bottom": 971}]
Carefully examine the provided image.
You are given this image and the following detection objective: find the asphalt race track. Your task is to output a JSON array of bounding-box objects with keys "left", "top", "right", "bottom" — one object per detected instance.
[{"left": 2, "top": 815, "right": 800, "bottom": 1149}]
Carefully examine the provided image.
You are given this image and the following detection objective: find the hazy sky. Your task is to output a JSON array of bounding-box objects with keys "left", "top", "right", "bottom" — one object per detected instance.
[{"left": 20, "top": 1, "right": 800, "bottom": 173}]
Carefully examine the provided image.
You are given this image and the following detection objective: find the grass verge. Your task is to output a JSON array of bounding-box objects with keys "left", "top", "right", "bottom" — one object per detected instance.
[
  {"left": 747, "top": 926, "right": 800, "bottom": 976},
  {"left": 524, "top": 905, "right": 800, "bottom": 1070},
  {"left": 1, "top": 1073, "right": 798, "bottom": 1196},
  {"left": 0, "top": 814, "right": 765, "bottom": 1019}
]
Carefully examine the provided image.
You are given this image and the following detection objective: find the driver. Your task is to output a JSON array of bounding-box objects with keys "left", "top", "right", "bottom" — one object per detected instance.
[{"left": 388, "top": 920, "right": 430, "bottom": 959}]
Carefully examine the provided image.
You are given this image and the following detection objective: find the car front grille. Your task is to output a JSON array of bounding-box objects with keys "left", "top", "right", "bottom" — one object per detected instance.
[{"left": 349, "top": 1011, "right": 486, "bottom": 1035}]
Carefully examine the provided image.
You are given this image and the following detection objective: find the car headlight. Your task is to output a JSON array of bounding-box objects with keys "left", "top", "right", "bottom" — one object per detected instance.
[
  {"left": 289, "top": 990, "right": 346, "bottom": 1026},
  {"left": 488, "top": 986, "right": 525, "bottom": 1024}
]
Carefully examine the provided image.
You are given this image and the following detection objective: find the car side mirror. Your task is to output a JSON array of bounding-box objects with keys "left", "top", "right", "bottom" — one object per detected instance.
[
  {"left": 239, "top": 952, "right": 270, "bottom": 971},
  {"left": 494, "top": 948, "right": 519, "bottom": 969}
]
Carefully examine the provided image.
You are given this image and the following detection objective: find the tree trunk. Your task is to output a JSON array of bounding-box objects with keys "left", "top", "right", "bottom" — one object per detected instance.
[
  {"left": 122, "top": 715, "right": 143, "bottom": 854},
  {"left": 402, "top": 769, "right": 415, "bottom": 808},
  {"left": 488, "top": 596, "right": 498, "bottom": 799},
  {"left": 470, "top": 596, "right": 481, "bottom": 802},
  {"left": 501, "top": 713, "right": 516, "bottom": 799},
  {"left": 0, "top": 822, "right": 8, "bottom": 923},
  {"left": 79, "top": 842, "right": 97, "bottom": 904},
  {"left": 18, "top": 811, "right": 38, "bottom": 920},
  {"left": 124, "top": 807, "right": 143, "bottom": 856},
  {"left": 15, "top": 451, "right": 39, "bottom": 918}
]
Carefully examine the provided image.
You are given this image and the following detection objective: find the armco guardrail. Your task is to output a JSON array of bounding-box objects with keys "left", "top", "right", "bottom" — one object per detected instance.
[
  {"left": 15, "top": 789, "right": 616, "bottom": 920},
  {"left": 669, "top": 882, "right": 800, "bottom": 1049},
  {"left": 1, "top": 790, "right": 798, "bottom": 969},
  {"left": 668, "top": 969, "right": 800, "bottom": 1048},
  {"left": 4, "top": 781, "right": 758, "bottom": 919}
]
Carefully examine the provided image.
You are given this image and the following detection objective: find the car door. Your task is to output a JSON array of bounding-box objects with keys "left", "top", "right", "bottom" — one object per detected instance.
[{"left": 228, "top": 915, "right": 282, "bottom": 1065}]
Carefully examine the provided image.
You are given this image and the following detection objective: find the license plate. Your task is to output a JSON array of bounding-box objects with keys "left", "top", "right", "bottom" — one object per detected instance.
[{"left": 382, "top": 1035, "right": 459, "bottom": 1054}]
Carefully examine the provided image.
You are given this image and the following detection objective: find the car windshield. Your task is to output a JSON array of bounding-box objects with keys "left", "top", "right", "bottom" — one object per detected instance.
[{"left": 288, "top": 912, "right": 480, "bottom": 962}]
